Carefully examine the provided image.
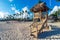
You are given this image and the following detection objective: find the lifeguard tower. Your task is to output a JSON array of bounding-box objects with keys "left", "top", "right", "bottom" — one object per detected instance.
[{"left": 30, "top": 2, "right": 51, "bottom": 40}]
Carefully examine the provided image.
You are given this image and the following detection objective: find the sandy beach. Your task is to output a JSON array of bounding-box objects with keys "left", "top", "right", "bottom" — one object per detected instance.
[
  {"left": 38, "top": 22, "right": 60, "bottom": 40},
  {"left": 0, "top": 21, "right": 60, "bottom": 40}
]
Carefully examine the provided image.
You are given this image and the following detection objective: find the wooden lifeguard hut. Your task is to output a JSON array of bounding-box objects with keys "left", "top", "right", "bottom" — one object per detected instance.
[{"left": 30, "top": 2, "right": 51, "bottom": 40}]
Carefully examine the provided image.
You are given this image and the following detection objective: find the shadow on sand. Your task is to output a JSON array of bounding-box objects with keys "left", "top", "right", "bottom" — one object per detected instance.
[{"left": 38, "top": 25, "right": 60, "bottom": 39}]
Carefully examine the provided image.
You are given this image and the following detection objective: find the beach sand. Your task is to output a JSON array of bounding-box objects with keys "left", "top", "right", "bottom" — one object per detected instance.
[{"left": 0, "top": 21, "right": 60, "bottom": 40}]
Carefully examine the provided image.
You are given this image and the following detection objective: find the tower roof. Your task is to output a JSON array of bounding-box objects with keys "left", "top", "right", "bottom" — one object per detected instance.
[{"left": 31, "top": 2, "right": 49, "bottom": 13}]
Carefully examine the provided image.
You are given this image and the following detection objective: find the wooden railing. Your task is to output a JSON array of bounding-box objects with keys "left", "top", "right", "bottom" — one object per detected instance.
[{"left": 29, "top": 18, "right": 48, "bottom": 40}]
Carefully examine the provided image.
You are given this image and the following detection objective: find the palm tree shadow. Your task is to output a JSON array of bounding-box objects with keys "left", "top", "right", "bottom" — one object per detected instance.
[{"left": 38, "top": 25, "right": 60, "bottom": 39}]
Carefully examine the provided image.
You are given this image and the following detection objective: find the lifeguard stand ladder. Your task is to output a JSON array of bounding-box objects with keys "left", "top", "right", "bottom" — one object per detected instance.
[{"left": 30, "top": 2, "right": 51, "bottom": 40}]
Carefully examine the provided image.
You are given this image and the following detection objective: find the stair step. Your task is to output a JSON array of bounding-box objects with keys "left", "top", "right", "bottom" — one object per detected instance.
[
  {"left": 30, "top": 34, "right": 37, "bottom": 38},
  {"left": 30, "top": 18, "right": 48, "bottom": 38},
  {"left": 30, "top": 30, "right": 37, "bottom": 38},
  {"left": 31, "top": 27, "right": 37, "bottom": 32}
]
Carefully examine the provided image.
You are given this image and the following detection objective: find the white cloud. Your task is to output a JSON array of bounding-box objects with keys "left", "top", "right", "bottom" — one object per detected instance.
[
  {"left": 49, "top": 6, "right": 60, "bottom": 15},
  {"left": 22, "top": 12, "right": 28, "bottom": 19},
  {"left": 11, "top": 4, "right": 15, "bottom": 7},
  {"left": 21, "top": 6, "right": 29, "bottom": 19},
  {"left": 15, "top": 10, "right": 20, "bottom": 13},
  {"left": 22, "top": 6, "right": 29, "bottom": 12},
  {"left": 11, "top": 7, "right": 20, "bottom": 14},
  {"left": 59, "top": 6, "right": 60, "bottom": 9},
  {"left": 9, "top": 0, "right": 13, "bottom": 2},
  {"left": 0, "top": 12, "right": 10, "bottom": 18},
  {"left": 0, "top": 12, "right": 4, "bottom": 18},
  {"left": 52, "top": 6, "right": 58, "bottom": 11},
  {"left": 11, "top": 6, "right": 32, "bottom": 19},
  {"left": 11, "top": 7, "right": 16, "bottom": 11}
]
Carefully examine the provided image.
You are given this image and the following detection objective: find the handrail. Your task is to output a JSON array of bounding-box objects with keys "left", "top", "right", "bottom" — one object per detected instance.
[
  {"left": 37, "top": 18, "right": 47, "bottom": 33},
  {"left": 29, "top": 22, "right": 34, "bottom": 27}
]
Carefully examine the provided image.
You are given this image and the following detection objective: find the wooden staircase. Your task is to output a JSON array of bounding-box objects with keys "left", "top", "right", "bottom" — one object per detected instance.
[
  {"left": 30, "top": 2, "right": 50, "bottom": 40},
  {"left": 30, "top": 18, "right": 49, "bottom": 40}
]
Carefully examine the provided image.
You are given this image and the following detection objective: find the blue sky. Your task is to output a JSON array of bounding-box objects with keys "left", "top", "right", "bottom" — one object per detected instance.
[{"left": 0, "top": 0, "right": 60, "bottom": 18}]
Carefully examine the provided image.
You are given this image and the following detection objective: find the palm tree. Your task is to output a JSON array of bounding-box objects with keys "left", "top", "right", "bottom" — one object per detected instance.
[
  {"left": 25, "top": 10, "right": 29, "bottom": 21},
  {"left": 19, "top": 12, "right": 23, "bottom": 21},
  {"left": 50, "top": 9, "right": 60, "bottom": 21},
  {"left": 13, "top": 14, "right": 16, "bottom": 16}
]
